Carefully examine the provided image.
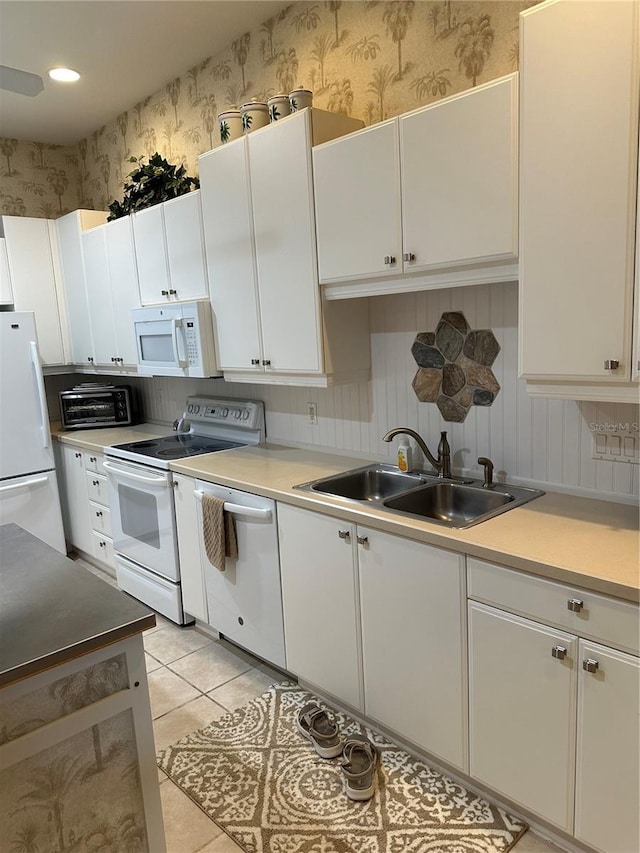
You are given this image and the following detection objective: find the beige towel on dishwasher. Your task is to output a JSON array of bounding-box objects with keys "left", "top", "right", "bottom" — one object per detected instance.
[{"left": 201, "top": 494, "right": 238, "bottom": 571}]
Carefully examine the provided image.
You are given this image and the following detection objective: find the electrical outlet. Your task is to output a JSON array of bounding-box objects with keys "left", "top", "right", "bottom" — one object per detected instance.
[{"left": 307, "top": 401, "right": 318, "bottom": 425}]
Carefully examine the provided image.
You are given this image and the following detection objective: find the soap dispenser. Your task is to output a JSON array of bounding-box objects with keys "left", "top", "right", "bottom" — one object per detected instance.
[{"left": 397, "top": 441, "right": 411, "bottom": 472}]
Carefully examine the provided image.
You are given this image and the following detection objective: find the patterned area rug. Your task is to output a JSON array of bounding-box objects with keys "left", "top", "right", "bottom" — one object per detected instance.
[{"left": 157, "top": 682, "right": 528, "bottom": 853}]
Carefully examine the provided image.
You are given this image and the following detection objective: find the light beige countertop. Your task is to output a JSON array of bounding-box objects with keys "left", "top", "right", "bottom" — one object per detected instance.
[
  {"left": 52, "top": 422, "right": 167, "bottom": 452},
  {"left": 52, "top": 427, "right": 640, "bottom": 603},
  {"left": 170, "top": 444, "right": 640, "bottom": 604}
]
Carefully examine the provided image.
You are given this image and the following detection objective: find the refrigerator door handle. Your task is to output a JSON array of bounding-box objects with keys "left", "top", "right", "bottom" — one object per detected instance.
[
  {"left": 0, "top": 475, "right": 49, "bottom": 494},
  {"left": 29, "top": 340, "right": 49, "bottom": 449}
]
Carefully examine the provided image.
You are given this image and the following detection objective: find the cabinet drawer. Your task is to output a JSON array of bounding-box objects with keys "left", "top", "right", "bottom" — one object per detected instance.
[
  {"left": 89, "top": 501, "right": 112, "bottom": 537},
  {"left": 84, "top": 452, "right": 103, "bottom": 473},
  {"left": 468, "top": 558, "right": 639, "bottom": 655},
  {"left": 86, "top": 471, "right": 109, "bottom": 505},
  {"left": 92, "top": 531, "right": 114, "bottom": 567}
]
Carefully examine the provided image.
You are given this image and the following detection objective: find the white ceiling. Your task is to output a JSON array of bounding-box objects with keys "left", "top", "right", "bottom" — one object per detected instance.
[{"left": 0, "top": 0, "right": 286, "bottom": 145}]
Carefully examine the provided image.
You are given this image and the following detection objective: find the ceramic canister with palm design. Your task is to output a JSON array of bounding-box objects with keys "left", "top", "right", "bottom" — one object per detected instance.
[
  {"left": 289, "top": 87, "right": 313, "bottom": 112},
  {"left": 240, "top": 99, "right": 269, "bottom": 134},
  {"left": 218, "top": 107, "right": 243, "bottom": 144},
  {"left": 267, "top": 94, "right": 291, "bottom": 123}
]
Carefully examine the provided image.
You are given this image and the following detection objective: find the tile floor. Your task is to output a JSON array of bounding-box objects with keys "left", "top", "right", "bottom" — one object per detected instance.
[{"left": 79, "top": 559, "right": 566, "bottom": 853}]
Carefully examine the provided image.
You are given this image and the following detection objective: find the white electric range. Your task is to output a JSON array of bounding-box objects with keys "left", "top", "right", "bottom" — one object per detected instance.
[{"left": 104, "top": 396, "right": 265, "bottom": 624}]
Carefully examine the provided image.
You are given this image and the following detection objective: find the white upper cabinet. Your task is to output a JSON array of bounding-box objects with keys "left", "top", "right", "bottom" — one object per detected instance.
[
  {"left": 200, "top": 109, "right": 370, "bottom": 386},
  {"left": 314, "top": 75, "right": 518, "bottom": 298},
  {"left": 519, "top": 0, "right": 639, "bottom": 401},
  {"left": 199, "top": 136, "right": 263, "bottom": 372},
  {"left": 0, "top": 238, "right": 13, "bottom": 304},
  {"left": 55, "top": 209, "right": 108, "bottom": 367},
  {"left": 400, "top": 74, "right": 518, "bottom": 272},
  {"left": 313, "top": 119, "right": 402, "bottom": 283},
  {"left": 82, "top": 217, "right": 140, "bottom": 369},
  {"left": 133, "top": 191, "right": 209, "bottom": 305},
  {"left": 2, "top": 215, "right": 70, "bottom": 365}
]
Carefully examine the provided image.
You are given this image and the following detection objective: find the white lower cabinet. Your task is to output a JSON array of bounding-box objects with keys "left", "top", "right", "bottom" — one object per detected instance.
[
  {"left": 173, "top": 473, "right": 208, "bottom": 622},
  {"left": 277, "top": 504, "right": 362, "bottom": 709},
  {"left": 359, "top": 529, "right": 466, "bottom": 770},
  {"left": 57, "top": 444, "right": 114, "bottom": 571},
  {"left": 575, "top": 641, "right": 640, "bottom": 853},
  {"left": 468, "top": 602, "right": 577, "bottom": 831},
  {"left": 277, "top": 504, "right": 467, "bottom": 771},
  {"left": 468, "top": 558, "right": 640, "bottom": 846}
]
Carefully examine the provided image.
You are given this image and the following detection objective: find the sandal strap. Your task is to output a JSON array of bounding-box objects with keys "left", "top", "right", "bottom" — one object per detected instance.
[{"left": 298, "top": 704, "right": 339, "bottom": 742}]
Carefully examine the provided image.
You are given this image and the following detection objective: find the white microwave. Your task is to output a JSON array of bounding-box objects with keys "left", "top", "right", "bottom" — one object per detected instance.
[{"left": 132, "top": 301, "right": 220, "bottom": 377}]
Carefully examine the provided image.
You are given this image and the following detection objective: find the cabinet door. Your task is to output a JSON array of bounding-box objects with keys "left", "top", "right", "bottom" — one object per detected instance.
[
  {"left": 82, "top": 227, "right": 118, "bottom": 366},
  {"left": 0, "top": 237, "right": 13, "bottom": 304},
  {"left": 313, "top": 120, "right": 402, "bottom": 282},
  {"left": 199, "top": 140, "right": 262, "bottom": 371},
  {"left": 133, "top": 204, "right": 170, "bottom": 305},
  {"left": 163, "top": 191, "right": 209, "bottom": 301},
  {"left": 400, "top": 74, "right": 518, "bottom": 273},
  {"left": 278, "top": 504, "right": 361, "bottom": 709},
  {"left": 56, "top": 211, "right": 95, "bottom": 366},
  {"left": 104, "top": 217, "right": 141, "bottom": 366},
  {"left": 173, "top": 474, "right": 207, "bottom": 622},
  {"left": 519, "top": 1, "right": 639, "bottom": 381},
  {"left": 575, "top": 641, "right": 640, "bottom": 853},
  {"left": 359, "top": 528, "right": 466, "bottom": 769},
  {"left": 468, "top": 601, "right": 577, "bottom": 831},
  {"left": 249, "top": 111, "right": 323, "bottom": 373},
  {"left": 59, "top": 445, "right": 93, "bottom": 555},
  {"left": 3, "top": 216, "right": 66, "bottom": 364}
]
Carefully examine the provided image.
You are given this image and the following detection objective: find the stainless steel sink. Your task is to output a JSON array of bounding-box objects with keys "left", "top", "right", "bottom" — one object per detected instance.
[
  {"left": 305, "top": 464, "right": 429, "bottom": 502},
  {"left": 383, "top": 481, "right": 515, "bottom": 525},
  {"left": 294, "top": 463, "right": 544, "bottom": 528}
]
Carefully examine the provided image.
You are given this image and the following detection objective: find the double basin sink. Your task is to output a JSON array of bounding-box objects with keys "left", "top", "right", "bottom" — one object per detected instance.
[{"left": 295, "top": 464, "right": 544, "bottom": 529}]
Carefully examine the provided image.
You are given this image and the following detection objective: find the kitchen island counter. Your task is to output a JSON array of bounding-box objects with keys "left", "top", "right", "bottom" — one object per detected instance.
[
  {"left": 0, "top": 523, "right": 165, "bottom": 851},
  {"left": 0, "top": 523, "right": 155, "bottom": 687}
]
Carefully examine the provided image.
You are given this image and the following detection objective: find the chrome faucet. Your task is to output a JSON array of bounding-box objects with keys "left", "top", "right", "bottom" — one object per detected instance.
[{"left": 383, "top": 427, "right": 451, "bottom": 478}]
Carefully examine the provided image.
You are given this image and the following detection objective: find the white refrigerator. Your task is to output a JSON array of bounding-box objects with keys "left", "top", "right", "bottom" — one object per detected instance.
[{"left": 0, "top": 311, "right": 65, "bottom": 552}]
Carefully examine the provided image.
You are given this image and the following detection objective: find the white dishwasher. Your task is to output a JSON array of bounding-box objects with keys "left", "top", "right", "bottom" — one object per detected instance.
[{"left": 195, "top": 480, "right": 286, "bottom": 669}]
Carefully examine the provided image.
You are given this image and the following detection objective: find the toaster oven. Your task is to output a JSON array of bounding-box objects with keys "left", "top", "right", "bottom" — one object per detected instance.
[{"left": 59, "top": 384, "right": 138, "bottom": 430}]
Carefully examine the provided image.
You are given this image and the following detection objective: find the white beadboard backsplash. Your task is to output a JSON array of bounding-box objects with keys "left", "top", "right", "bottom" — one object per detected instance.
[{"left": 49, "top": 282, "right": 639, "bottom": 502}]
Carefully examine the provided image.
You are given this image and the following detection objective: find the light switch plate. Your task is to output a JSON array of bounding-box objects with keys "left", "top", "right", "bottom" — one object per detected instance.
[{"left": 592, "top": 430, "right": 639, "bottom": 464}]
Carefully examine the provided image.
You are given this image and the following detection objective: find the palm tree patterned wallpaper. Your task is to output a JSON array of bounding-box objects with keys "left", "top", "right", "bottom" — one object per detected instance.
[{"left": 0, "top": 0, "right": 539, "bottom": 218}]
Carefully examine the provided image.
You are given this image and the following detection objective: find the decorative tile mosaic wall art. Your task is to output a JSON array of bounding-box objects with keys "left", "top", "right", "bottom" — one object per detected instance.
[{"left": 411, "top": 311, "right": 500, "bottom": 422}]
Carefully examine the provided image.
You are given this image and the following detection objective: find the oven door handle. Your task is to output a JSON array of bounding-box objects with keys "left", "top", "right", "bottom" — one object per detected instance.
[
  {"left": 194, "top": 490, "right": 272, "bottom": 520},
  {"left": 103, "top": 460, "right": 169, "bottom": 486},
  {"left": 171, "top": 318, "right": 188, "bottom": 368}
]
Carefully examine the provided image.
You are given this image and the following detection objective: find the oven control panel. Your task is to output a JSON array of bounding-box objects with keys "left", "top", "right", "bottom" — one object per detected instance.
[{"left": 185, "top": 397, "right": 264, "bottom": 432}]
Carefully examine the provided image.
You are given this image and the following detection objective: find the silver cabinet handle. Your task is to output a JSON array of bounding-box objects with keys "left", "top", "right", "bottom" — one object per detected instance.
[
  {"left": 567, "top": 598, "right": 584, "bottom": 612},
  {"left": 403, "top": 252, "right": 415, "bottom": 262},
  {"left": 383, "top": 255, "right": 396, "bottom": 265},
  {"left": 604, "top": 360, "right": 619, "bottom": 370},
  {"left": 551, "top": 645, "right": 567, "bottom": 660},
  {"left": 338, "top": 529, "right": 350, "bottom": 541},
  {"left": 583, "top": 658, "right": 599, "bottom": 673},
  {"left": 357, "top": 535, "right": 368, "bottom": 545}
]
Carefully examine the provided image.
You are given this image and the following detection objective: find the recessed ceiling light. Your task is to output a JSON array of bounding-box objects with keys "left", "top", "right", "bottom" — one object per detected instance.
[{"left": 48, "top": 67, "right": 80, "bottom": 83}]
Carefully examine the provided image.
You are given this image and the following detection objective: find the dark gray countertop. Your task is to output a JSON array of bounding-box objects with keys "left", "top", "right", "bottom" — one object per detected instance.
[{"left": 0, "top": 524, "right": 155, "bottom": 687}]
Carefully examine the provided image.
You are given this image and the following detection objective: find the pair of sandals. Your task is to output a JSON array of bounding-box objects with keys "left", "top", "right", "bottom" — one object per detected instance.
[{"left": 296, "top": 702, "right": 378, "bottom": 802}]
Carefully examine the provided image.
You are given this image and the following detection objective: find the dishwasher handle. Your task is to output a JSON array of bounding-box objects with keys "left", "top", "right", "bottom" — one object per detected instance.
[{"left": 194, "top": 490, "right": 272, "bottom": 520}]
